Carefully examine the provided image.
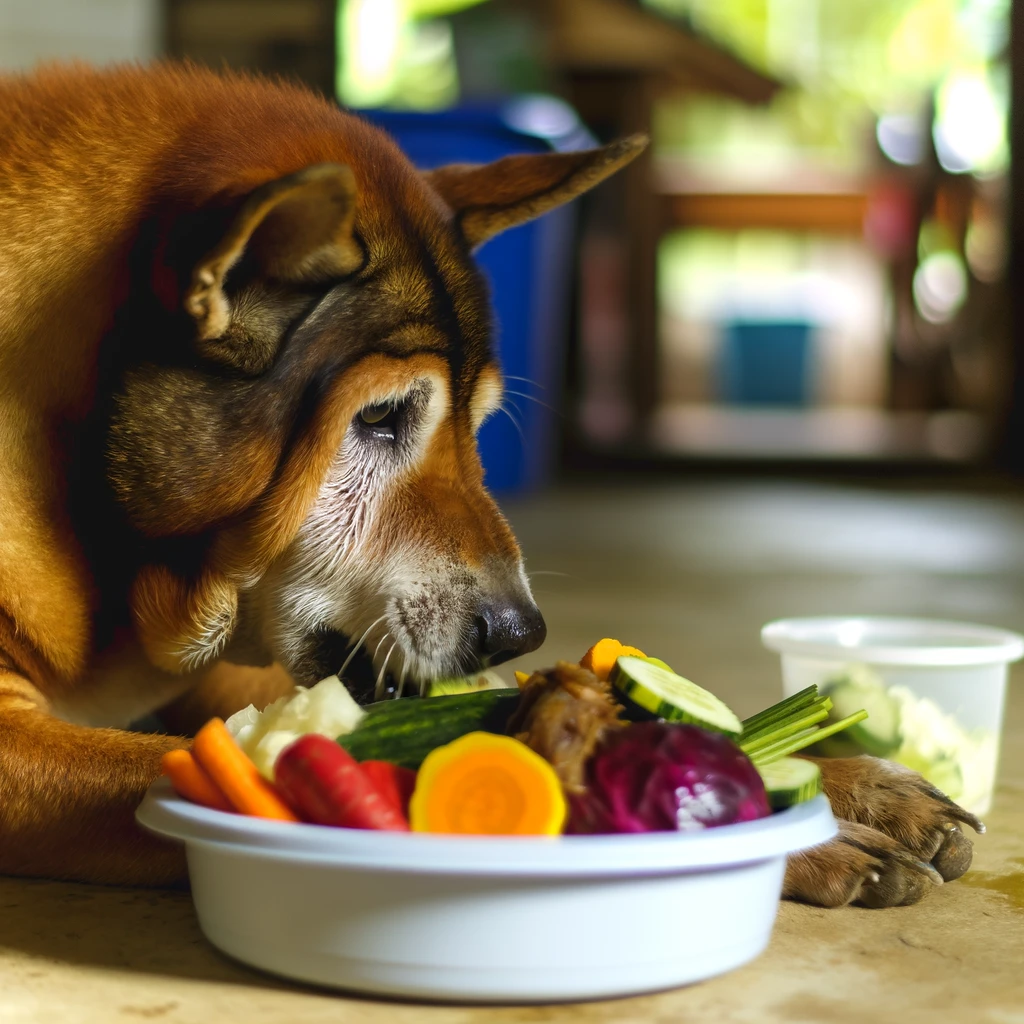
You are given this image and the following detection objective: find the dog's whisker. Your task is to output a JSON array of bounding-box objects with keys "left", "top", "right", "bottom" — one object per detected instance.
[
  {"left": 500, "top": 399, "right": 524, "bottom": 427},
  {"left": 396, "top": 649, "right": 409, "bottom": 699},
  {"left": 503, "top": 395, "right": 529, "bottom": 422},
  {"left": 375, "top": 640, "right": 397, "bottom": 701},
  {"left": 337, "top": 613, "right": 387, "bottom": 678},
  {"left": 504, "top": 389, "right": 557, "bottom": 414},
  {"left": 371, "top": 630, "right": 391, "bottom": 665},
  {"left": 527, "top": 570, "right": 571, "bottom": 578},
  {"left": 348, "top": 614, "right": 387, "bottom": 655},
  {"left": 499, "top": 403, "right": 527, "bottom": 449},
  {"left": 503, "top": 374, "right": 544, "bottom": 389}
]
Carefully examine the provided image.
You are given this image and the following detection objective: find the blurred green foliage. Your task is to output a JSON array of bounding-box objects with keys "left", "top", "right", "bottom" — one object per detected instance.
[{"left": 646, "top": 0, "right": 1008, "bottom": 170}]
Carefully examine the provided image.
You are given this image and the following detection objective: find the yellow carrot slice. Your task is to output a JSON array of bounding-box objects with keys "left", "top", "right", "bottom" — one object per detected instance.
[
  {"left": 579, "top": 638, "right": 646, "bottom": 682},
  {"left": 161, "top": 748, "right": 234, "bottom": 812},
  {"left": 192, "top": 718, "right": 299, "bottom": 822},
  {"left": 409, "top": 732, "right": 566, "bottom": 836}
]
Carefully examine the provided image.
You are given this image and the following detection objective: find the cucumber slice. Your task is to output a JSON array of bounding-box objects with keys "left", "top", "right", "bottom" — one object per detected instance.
[
  {"left": 645, "top": 657, "right": 674, "bottom": 672},
  {"left": 758, "top": 757, "right": 822, "bottom": 809},
  {"left": 611, "top": 656, "right": 742, "bottom": 737},
  {"left": 615, "top": 686, "right": 661, "bottom": 724},
  {"left": 425, "top": 670, "right": 507, "bottom": 697},
  {"left": 823, "top": 672, "right": 900, "bottom": 757}
]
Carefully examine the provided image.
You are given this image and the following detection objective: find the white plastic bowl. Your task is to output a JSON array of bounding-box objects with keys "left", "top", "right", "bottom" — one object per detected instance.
[
  {"left": 137, "top": 780, "right": 836, "bottom": 1003},
  {"left": 762, "top": 616, "right": 1024, "bottom": 815}
]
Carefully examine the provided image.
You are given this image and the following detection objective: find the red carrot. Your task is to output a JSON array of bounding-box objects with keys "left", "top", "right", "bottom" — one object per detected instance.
[
  {"left": 275, "top": 736, "right": 409, "bottom": 831},
  {"left": 360, "top": 760, "right": 417, "bottom": 819}
]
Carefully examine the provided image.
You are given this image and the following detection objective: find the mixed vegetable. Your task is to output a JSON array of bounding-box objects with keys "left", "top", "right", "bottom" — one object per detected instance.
[{"left": 160, "top": 638, "right": 871, "bottom": 837}]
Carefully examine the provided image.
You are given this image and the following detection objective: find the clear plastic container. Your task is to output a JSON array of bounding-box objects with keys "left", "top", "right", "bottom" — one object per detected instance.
[{"left": 761, "top": 617, "right": 1024, "bottom": 815}]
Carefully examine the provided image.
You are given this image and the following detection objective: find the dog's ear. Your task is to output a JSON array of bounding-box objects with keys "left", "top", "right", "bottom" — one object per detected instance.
[
  {"left": 424, "top": 135, "right": 648, "bottom": 249},
  {"left": 181, "top": 163, "right": 363, "bottom": 356}
]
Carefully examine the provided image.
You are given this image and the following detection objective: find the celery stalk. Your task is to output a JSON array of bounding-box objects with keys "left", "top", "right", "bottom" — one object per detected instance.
[
  {"left": 741, "top": 686, "right": 819, "bottom": 735},
  {"left": 749, "top": 710, "right": 869, "bottom": 766},
  {"left": 745, "top": 726, "right": 822, "bottom": 764},
  {"left": 739, "top": 705, "right": 831, "bottom": 754},
  {"left": 743, "top": 696, "right": 831, "bottom": 739}
]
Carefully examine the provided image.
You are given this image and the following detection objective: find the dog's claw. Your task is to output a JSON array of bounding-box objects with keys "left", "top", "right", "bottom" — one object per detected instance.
[
  {"left": 911, "top": 859, "right": 944, "bottom": 884},
  {"left": 948, "top": 808, "right": 985, "bottom": 835},
  {"left": 889, "top": 846, "right": 944, "bottom": 884},
  {"left": 921, "top": 783, "right": 985, "bottom": 835}
]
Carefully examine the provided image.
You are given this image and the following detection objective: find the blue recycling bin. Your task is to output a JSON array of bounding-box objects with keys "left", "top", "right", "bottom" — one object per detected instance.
[
  {"left": 358, "top": 99, "right": 592, "bottom": 494},
  {"left": 719, "top": 320, "right": 814, "bottom": 406}
]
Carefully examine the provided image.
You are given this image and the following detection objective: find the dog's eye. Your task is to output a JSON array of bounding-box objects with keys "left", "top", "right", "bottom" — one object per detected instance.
[
  {"left": 359, "top": 404, "right": 391, "bottom": 425},
  {"left": 357, "top": 403, "right": 398, "bottom": 439}
]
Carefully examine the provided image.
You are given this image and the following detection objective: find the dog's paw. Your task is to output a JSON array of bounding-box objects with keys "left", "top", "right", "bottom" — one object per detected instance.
[
  {"left": 813, "top": 755, "right": 984, "bottom": 882},
  {"left": 784, "top": 819, "right": 944, "bottom": 908}
]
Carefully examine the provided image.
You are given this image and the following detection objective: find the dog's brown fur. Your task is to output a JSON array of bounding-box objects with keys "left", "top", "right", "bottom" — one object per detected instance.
[
  {"left": 0, "top": 62, "right": 645, "bottom": 885},
  {"left": 0, "top": 63, "right": 981, "bottom": 900}
]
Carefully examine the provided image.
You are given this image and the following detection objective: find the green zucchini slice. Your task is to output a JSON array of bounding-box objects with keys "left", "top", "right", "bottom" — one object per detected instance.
[
  {"left": 757, "top": 757, "right": 822, "bottom": 809},
  {"left": 611, "top": 656, "right": 742, "bottom": 737}
]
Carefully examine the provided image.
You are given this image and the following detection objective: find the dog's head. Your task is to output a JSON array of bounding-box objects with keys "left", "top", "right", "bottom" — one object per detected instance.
[{"left": 105, "top": 122, "right": 645, "bottom": 699}]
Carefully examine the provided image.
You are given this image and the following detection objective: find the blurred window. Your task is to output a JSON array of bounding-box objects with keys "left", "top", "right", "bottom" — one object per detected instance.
[{"left": 336, "top": 0, "right": 488, "bottom": 109}]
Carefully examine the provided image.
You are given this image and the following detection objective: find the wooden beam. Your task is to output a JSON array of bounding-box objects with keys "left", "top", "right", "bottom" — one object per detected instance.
[
  {"left": 540, "top": 0, "right": 782, "bottom": 104},
  {"left": 662, "top": 191, "right": 868, "bottom": 235}
]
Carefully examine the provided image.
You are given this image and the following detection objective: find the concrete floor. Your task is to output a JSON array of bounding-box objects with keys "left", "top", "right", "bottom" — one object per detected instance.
[{"left": 2, "top": 478, "right": 1023, "bottom": 1023}]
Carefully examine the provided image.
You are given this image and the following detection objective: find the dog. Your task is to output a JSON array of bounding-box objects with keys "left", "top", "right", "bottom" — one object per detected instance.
[{"left": 0, "top": 63, "right": 981, "bottom": 902}]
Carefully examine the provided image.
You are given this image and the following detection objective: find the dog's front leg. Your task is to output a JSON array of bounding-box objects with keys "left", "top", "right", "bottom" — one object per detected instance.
[
  {"left": 783, "top": 755, "right": 983, "bottom": 907},
  {"left": 156, "top": 661, "right": 297, "bottom": 737},
  {"left": 0, "top": 672, "right": 188, "bottom": 886}
]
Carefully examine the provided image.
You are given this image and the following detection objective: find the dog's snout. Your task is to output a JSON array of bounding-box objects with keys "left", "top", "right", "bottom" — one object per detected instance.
[{"left": 473, "top": 600, "right": 547, "bottom": 666}]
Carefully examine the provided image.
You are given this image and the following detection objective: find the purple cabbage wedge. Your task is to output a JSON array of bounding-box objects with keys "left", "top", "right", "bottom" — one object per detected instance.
[{"left": 568, "top": 722, "right": 770, "bottom": 834}]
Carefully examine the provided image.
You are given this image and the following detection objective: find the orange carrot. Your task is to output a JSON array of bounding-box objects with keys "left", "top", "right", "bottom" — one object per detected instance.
[
  {"left": 192, "top": 718, "right": 299, "bottom": 822},
  {"left": 409, "top": 732, "right": 566, "bottom": 836},
  {"left": 161, "top": 748, "right": 233, "bottom": 812},
  {"left": 580, "top": 638, "right": 646, "bottom": 682}
]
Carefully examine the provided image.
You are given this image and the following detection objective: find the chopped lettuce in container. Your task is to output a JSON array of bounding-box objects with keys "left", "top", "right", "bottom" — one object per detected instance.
[
  {"left": 819, "top": 665, "right": 996, "bottom": 812},
  {"left": 888, "top": 686, "right": 996, "bottom": 812}
]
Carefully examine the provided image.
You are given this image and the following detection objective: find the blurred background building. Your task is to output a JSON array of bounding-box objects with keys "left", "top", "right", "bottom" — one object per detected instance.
[{"left": 2, "top": 0, "right": 1020, "bottom": 486}]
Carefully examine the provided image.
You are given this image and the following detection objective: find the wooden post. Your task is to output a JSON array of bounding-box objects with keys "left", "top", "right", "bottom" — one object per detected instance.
[
  {"left": 1002, "top": 0, "right": 1024, "bottom": 469},
  {"left": 565, "top": 70, "right": 658, "bottom": 441}
]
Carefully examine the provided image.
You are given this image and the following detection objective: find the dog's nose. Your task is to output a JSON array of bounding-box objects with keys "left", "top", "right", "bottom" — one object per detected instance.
[{"left": 473, "top": 601, "right": 547, "bottom": 666}]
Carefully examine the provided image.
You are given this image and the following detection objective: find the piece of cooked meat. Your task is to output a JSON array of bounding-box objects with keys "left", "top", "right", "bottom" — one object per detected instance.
[{"left": 506, "top": 661, "right": 627, "bottom": 794}]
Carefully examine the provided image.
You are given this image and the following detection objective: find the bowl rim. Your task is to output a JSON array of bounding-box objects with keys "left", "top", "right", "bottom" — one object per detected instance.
[
  {"left": 137, "top": 779, "right": 836, "bottom": 876},
  {"left": 761, "top": 616, "right": 1024, "bottom": 667}
]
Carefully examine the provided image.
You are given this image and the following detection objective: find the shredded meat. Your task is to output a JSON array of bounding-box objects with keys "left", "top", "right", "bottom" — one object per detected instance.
[{"left": 506, "top": 661, "right": 626, "bottom": 794}]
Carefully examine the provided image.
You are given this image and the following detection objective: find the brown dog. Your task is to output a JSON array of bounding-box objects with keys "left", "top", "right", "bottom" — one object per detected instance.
[{"left": 0, "top": 63, "right": 981, "bottom": 902}]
